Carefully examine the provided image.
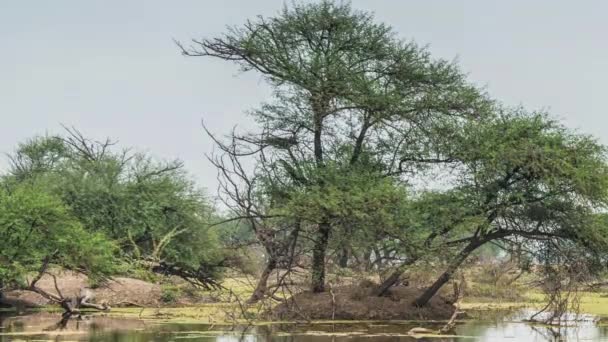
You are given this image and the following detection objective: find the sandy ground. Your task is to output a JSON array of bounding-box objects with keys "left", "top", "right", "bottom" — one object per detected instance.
[{"left": 2, "top": 271, "right": 162, "bottom": 307}]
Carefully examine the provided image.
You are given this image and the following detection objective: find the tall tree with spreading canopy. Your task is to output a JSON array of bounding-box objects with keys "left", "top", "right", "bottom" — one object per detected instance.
[{"left": 179, "top": 0, "right": 490, "bottom": 292}]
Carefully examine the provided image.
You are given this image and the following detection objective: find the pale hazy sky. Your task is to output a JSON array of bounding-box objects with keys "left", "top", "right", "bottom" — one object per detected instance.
[{"left": 2, "top": 1, "right": 607, "bottom": 194}]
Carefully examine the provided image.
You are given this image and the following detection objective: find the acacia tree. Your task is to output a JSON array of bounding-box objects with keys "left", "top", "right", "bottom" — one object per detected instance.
[
  {"left": 6, "top": 130, "right": 226, "bottom": 289},
  {"left": 180, "top": 0, "right": 489, "bottom": 292},
  {"left": 0, "top": 179, "right": 116, "bottom": 313},
  {"left": 409, "top": 110, "right": 608, "bottom": 306}
]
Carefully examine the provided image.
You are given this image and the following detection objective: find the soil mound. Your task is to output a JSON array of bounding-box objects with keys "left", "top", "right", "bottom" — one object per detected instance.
[
  {"left": 1, "top": 272, "right": 161, "bottom": 308},
  {"left": 270, "top": 284, "right": 456, "bottom": 321}
]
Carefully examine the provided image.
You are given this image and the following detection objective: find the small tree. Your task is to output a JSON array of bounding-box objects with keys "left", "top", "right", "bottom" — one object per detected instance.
[
  {"left": 0, "top": 179, "right": 116, "bottom": 311},
  {"left": 5, "top": 129, "right": 226, "bottom": 289},
  {"left": 412, "top": 110, "right": 608, "bottom": 306}
]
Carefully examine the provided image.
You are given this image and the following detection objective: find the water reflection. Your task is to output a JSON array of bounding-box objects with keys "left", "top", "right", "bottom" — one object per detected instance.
[{"left": 1, "top": 310, "right": 607, "bottom": 341}]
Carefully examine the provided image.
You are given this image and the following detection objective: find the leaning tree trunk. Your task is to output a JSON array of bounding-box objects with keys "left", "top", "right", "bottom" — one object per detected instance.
[
  {"left": 372, "top": 257, "right": 418, "bottom": 297},
  {"left": 248, "top": 224, "right": 301, "bottom": 302},
  {"left": 311, "top": 221, "right": 331, "bottom": 293},
  {"left": 247, "top": 258, "right": 277, "bottom": 303},
  {"left": 413, "top": 239, "right": 482, "bottom": 307},
  {"left": 26, "top": 255, "right": 109, "bottom": 320}
]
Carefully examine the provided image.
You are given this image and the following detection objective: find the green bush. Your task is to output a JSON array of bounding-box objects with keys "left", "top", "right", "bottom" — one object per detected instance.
[{"left": 160, "top": 285, "right": 181, "bottom": 304}]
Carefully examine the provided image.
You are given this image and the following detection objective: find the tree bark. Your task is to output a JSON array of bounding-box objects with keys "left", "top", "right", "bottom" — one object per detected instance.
[
  {"left": 311, "top": 221, "right": 331, "bottom": 292},
  {"left": 413, "top": 239, "right": 481, "bottom": 307},
  {"left": 372, "top": 257, "right": 418, "bottom": 296},
  {"left": 362, "top": 249, "right": 372, "bottom": 271},
  {"left": 373, "top": 246, "right": 384, "bottom": 269},
  {"left": 338, "top": 247, "right": 349, "bottom": 268},
  {"left": 309, "top": 93, "right": 330, "bottom": 294},
  {"left": 247, "top": 258, "right": 277, "bottom": 303}
]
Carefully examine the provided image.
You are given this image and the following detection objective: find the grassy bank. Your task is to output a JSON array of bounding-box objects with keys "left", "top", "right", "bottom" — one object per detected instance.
[{"left": 463, "top": 291, "right": 608, "bottom": 317}]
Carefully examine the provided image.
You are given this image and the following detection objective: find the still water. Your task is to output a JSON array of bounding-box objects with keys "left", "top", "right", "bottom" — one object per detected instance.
[{"left": 2, "top": 310, "right": 608, "bottom": 341}]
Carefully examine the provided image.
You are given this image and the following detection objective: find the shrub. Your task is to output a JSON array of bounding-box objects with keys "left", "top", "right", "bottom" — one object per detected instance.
[{"left": 160, "top": 285, "right": 181, "bottom": 304}]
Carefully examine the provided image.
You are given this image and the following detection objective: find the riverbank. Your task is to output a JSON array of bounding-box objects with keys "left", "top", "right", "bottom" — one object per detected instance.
[
  {"left": 5, "top": 291, "right": 608, "bottom": 324},
  {"left": 463, "top": 291, "right": 608, "bottom": 318},
  {"left": 6, "top": 271, "right": 608, "bottom": 323},
  {"left": 1, "top": 271, "right": 460, "bottom": 322},
  {"left": 0, "top": 271, "right": 235, "bottom": 309}
]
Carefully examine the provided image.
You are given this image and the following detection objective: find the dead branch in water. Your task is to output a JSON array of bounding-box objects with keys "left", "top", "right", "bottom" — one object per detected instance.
[{"left": 439, "top": 278, "right": 465, "bottom": 334}]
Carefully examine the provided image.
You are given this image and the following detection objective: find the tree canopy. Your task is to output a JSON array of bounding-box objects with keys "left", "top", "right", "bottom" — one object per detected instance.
[
  {"left": 2, "top": 0, "right": 607, "bottom": 320},
  {"left": 181, "top": 0, "right": 491, "bottom": 293},
  {"left": 180, "top": 0, "right": 608, "bottom": 308},
  {"left": 1, "top": 129, "right": 227, "bottom": 294}
]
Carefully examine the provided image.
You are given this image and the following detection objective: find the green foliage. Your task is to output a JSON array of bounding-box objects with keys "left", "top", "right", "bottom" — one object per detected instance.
[
  {"left": 8, "top": 135, "right": 67, "bottom": 181},
  {"left": 184, "top": 0, "right": 489, "bottom": 239},
  {"left": 182, "top": 1, "right": 608, "bottom": 297},
  {"left": 283, "top": 167, "right": 405, "bottom": 224},
  {"left": 3, "top": 1, "right": 606, "bottom": 307},
  {"left": 0, "top": 180, "right": 117, "bottom": 288},
  {"left": 454, "top": 110, "right": 608, "bottom": 201},
  {"left": 160, "top": 284, "right": 181, "bottom": 304},
  {"left": 2, "top": 130, "right": 227, "bottom": 288},
  {"left": 417, "top": 108, "right": 608, "bottom": 280}
]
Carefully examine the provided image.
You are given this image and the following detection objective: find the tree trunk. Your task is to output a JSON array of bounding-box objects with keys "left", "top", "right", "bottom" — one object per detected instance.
[
  {"left": 338, "top": 247, "right": 349, "bottom": 268},
  {"left": 373, "top": 246, "right": 383, "bottom": 269},
  {"left": 247, "top": 258, "right": 277, "bottom": 303},
  {"left": 363, "top": 249, "right": 372, "bottom": 271},
  {"left": 311, "top": 221, "right": 331, "bottom": 292},
  {"left": 413, "top": 240, "right": 481, "bottom": 307},
  {"left": 372, "top": 257, "right": 418, "bottom": 297}
]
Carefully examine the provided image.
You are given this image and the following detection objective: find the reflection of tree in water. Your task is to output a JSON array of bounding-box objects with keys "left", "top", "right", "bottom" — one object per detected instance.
[
  {"left": 6, "top": 315, "right": 608, "bottom": 342},
  {"left": 530, "top": 325, "right": 566, "bottom": 341},
  {"left": 43, "top": 311, "right": 72, "bottom": 331},
  {"left": 0, "top": 315, "right": 26, "bottom": 334},
  {"left": 0, "top": 312, "right": 150, "bottom": 342},
  {"left": 43, "top": 312, "right": 96, "bottom": 332}
]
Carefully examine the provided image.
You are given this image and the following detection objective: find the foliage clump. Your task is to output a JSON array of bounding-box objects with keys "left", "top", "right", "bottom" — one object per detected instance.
[{"left": 0, "top": 129, "right": 228, "bottom": 297}]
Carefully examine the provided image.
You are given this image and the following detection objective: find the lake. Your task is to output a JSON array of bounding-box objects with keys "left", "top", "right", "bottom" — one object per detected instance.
[{"left": 1, "top": 310, "right": 607, "bottom": 341}]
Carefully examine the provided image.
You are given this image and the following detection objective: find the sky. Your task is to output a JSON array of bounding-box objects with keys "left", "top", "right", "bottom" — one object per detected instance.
[{"left": 1, "top": 1, "right": 607, "bottom": 195}]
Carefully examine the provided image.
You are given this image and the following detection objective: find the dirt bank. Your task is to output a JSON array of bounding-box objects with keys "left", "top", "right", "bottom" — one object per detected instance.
[
  {"left": 270, "top": 284, "right": 456, "bottom": 321},
  {"left": 0, "top": 271, "right": 211, "bottom": 308},
  {"left": 1, "top": 273, "right": 456, "bottom": 322}
]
